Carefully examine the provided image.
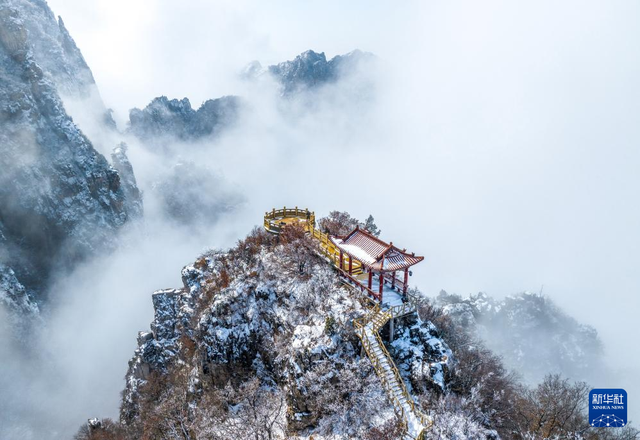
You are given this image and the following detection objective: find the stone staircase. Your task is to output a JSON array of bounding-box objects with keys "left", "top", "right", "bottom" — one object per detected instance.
[{"left": 354, "top": 303, "right": 432, "bottom": 440}]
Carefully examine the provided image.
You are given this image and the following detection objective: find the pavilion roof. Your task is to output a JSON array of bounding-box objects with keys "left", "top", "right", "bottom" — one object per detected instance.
[{"left": 330, "top": 227, "right": 424, "bottom": 272}]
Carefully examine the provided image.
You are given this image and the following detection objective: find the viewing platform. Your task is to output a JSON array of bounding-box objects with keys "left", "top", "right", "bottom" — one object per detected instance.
[
  {"left": 264, "top": 207, "right": 315, "bottom": 234},
  {"left": 263, "top": 207, "right": 424, "bottom": 306}
]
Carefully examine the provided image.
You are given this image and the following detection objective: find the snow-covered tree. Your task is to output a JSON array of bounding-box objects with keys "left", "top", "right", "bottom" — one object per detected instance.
[{"left": 362, "top": 214, "right": 381, "bottom": 237}]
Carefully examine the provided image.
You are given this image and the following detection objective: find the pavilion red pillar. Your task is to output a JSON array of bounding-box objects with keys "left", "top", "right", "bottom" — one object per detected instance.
[
  {"left": 379, "top": 272, "right": 384, "bottom": 298},
  {"left": 392, "top": 271, "right": 396, "bottom": 289},
  {"left": 348, "top": 255, "right": 353, "bottom": 275},
  {"left": 368, "top": 270, "right": 373, "bottom": 289},
  {"left": 403, "top": 268, "right": 409, "bottom": 294},
  {"left": 339, "top": 250, "right": 344, "bottom": 271}
]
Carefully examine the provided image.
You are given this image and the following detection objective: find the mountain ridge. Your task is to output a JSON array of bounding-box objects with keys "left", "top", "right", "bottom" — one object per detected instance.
[{"left": 0, "top": 0, "right": 141, "bottom": 311}]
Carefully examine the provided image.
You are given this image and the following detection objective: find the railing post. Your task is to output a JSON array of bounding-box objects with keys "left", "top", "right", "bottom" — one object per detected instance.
[{"left": 403, "top": 268, "right": 409, "bottom": 295}]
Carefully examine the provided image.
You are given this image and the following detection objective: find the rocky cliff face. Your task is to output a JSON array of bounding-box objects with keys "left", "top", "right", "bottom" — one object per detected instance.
[
  {"left": 0, "top": 0, "right": 113, "bottom": 124},
  {"left": 0, "top": 263, "right": 40, "bottom": 333},
  {"left": 111, "top": 142, "right": 143, "bottom": 219},
  {"left": 0, "top": 0, "right": 94, "bottom": 95},
  {"left": 0, "top": 0, "right": 141, "bottom": 304}
]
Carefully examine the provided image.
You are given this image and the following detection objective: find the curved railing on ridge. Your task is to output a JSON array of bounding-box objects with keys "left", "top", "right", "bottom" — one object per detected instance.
[{"left": 264, "top": 206, "right": 316, "bottom": 234}]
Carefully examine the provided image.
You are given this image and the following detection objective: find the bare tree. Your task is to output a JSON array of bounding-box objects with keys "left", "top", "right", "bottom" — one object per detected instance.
[
  {"left": 364, "top": 417, "right": 404, "bottom": 440},
  {"left": 280, "top": 223, "right": 317, "bottom": 276},
  {"left": 318, "top": 211, "right": 360, "bottom": 236},
  {"left": 213, "top": 379, "right": 288, "bottom": 440}
]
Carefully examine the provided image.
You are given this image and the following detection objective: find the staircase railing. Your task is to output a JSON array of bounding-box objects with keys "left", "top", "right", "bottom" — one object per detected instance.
[
  {"left": 354, "top": 314, "right": 411, "bottom": 435},
  {"left": 353, "top": 304, "right": 432, "bottom": 439}
]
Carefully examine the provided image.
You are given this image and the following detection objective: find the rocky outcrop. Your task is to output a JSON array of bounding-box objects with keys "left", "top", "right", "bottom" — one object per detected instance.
[
  {"left": 247, "top": 49, "right": 376, "bottom": 95},
  {"left": 0, "top": 1, "right": 93, "bottom": 94},
  {"left": 0, "top": 0, "right": 140, "bottom": 298},
  {"left": 128, "top": 50, "right": 375, "bottom": 143},
  {"left": 390, "top": 315, "right": 452, "bottom": 394},
  {"left": 0, "top": 263, "right": 39, "bottom": 335},
  {"left": 128, "top": 95, "right": 240, "bottom": 143},
  {"left": 111, "top": 143, "right": 143, "bottom": 219},
  {"left": 0, "top": 0, "right": 113, "bottom": 122}
]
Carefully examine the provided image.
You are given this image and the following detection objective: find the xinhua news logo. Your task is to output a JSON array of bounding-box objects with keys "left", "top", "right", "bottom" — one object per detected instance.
[{"left": 589, "top": 389, "right": 627, "bottom": 428}]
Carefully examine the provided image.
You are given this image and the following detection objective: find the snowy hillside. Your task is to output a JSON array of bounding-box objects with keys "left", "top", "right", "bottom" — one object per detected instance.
[
  {"left": 436, "top": 291, "right": 606, "bottom": 386},
  {"left": 117, "top": 227, "right": 452, "bottom": 438}
]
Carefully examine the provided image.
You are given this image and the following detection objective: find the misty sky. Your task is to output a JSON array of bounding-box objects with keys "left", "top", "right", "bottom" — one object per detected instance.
[{"left": 46, "top": 0, "right": 640, "bottom": 423}]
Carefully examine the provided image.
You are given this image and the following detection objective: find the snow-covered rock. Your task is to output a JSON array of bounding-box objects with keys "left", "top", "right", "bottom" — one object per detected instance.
[
  {"left": 248, "top": 49, "right": 377, "bottom": 95},
  {"left": 391, "top": 316, "right": 452, "bottom": 393},
  {"left": 128, "top": 95, "right": 240, "bottom": 143},
  {"left": 128, "top": 50, "right": 375, "bottom": 144},
  {"left": 0, "top": 263, "right": 40, "bottom": 336},
  {"left": 0, "top": 0, "right": 141, "bottom": 300},
  {"left": 111, "top": 142, "right": 143, "bottom": 219}
]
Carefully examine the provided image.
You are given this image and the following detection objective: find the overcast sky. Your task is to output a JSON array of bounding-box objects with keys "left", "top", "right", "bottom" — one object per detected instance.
[{"left": 47, "top": 0, "right": 640, "bottom": 420}]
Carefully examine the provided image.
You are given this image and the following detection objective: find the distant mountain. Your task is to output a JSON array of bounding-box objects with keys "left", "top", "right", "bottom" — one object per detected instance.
[
  {"left": 128, "top": 49, "right": 375, "bottom": 143},
  {"left": 246, "top": 49, "right": 376, "bottom": 95},
  {"left": 436, "top": 291, "right": 606, "bottom": 385},
  {"left": 0, "top": 0, "right": 141, "bottom": 311},
  {"left": 128, "top": 95, "right": 240, "bottom": 143}
]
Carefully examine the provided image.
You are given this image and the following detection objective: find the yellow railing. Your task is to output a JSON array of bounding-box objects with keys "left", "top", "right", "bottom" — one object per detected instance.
[
  {"left": 263, "top": 207, "right": 432, "bottom": 438},
  {"left": 264, "top": 206, "right": 316, "bottom": 234},
  {"left": 387, "top": 290, "right": 420, "bottom": 319}
]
